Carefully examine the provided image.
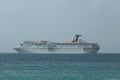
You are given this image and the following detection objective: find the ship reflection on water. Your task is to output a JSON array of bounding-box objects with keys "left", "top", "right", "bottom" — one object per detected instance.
[{"left": 0, "top": 53, "right": 120, "bottom": 62}]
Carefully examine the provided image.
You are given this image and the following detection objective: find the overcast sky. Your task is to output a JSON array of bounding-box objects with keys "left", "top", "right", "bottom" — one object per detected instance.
[{"left": 0, "top": 0, "right": 120, "bottom": 53}]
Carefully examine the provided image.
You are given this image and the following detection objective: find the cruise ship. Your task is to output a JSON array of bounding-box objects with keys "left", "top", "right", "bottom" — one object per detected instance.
[{"left": 14, "top": 35, "right": 100, "bottom": 54}]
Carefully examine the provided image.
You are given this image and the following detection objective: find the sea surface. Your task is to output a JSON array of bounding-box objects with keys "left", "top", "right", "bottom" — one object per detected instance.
[{"left": 0, "top": 53, "right": 120, "bottom": 80}]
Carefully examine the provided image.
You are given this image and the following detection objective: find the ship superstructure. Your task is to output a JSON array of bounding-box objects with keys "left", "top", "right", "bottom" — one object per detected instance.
[{"left": 14, "top": 35, "right": 100, "bottom": 54}]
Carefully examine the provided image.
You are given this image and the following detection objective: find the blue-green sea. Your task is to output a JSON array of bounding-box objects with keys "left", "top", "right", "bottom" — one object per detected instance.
[{"left": 0, "top": 53, "right": 120, "bottom": 80}]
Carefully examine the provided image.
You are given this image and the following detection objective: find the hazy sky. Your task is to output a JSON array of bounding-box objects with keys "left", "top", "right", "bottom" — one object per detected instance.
[{"left": 0, "top": 0, "right": 120, "bottom": 53}]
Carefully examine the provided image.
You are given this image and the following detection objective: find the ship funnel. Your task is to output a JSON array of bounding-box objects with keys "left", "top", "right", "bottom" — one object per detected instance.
[{"left": 72, "top": 34, "right": 82, "bottom": 42}]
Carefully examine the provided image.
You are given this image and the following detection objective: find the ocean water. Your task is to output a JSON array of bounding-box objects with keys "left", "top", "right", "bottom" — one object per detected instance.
[{"left": 0, "top": 53, "right": 120, "bottom": 80}]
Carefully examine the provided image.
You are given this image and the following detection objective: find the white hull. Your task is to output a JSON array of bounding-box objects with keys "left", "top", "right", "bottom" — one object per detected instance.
[
  {"left": 14, "top": 35, "right": 100, "bottom": 54},
  {"left": 14, "top": 47, "right": 98, "bottom": 54}
]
